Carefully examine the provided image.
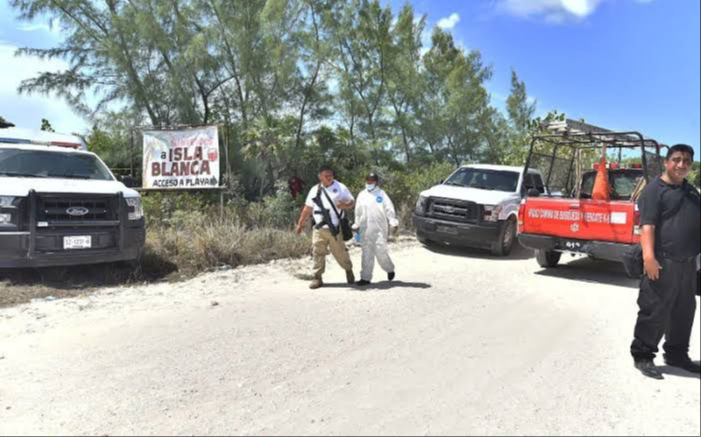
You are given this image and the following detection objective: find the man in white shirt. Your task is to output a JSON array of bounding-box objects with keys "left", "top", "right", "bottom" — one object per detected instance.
[
  {"left": 296, "top": 165, "right": 356, "bottom": 289},
  {"left": 355, "top": 173, "right": 398, "bottom": 286}
]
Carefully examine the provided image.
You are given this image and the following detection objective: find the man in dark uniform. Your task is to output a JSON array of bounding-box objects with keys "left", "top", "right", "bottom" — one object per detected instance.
[{"left": 631, "top": 144, "right": 701, "bottom": 380}]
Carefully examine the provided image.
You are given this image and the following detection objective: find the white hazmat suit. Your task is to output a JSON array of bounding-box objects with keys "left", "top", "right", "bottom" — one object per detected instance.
[{"left": 355, "top": 187, "right": 399, "bottom": 282}]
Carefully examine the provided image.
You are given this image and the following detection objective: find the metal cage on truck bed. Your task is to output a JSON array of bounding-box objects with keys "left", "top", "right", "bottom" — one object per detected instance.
[{"left": 523, "top": 121, "right": 666, "bottom": 200}]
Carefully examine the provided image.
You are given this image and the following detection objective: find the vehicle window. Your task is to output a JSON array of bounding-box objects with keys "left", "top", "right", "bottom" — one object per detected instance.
[
  {"left": 524, "top": 173, "right": 546, "bottom": 194},
  {"left": 580, "top": 170, "right": 643, "bottom": 201},
  {"left": 0, "top": 149, "right": 113, "bottom": 181},
  {"left": 444, "top": 168, "right": 520, "bottom": 192}
]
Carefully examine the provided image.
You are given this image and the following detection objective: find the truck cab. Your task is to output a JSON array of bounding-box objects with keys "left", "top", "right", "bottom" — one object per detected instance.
[
  {"left": 0, "top": 131, "right": 145, "bottom": 269},
  {"left": 413, "top": 164, "right": 546, "bottom": 256}
]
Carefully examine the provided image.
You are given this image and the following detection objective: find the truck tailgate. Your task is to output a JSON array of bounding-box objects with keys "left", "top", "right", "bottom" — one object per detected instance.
[{"left": 521, "top": 198, "right": 638, "bottom": 244}]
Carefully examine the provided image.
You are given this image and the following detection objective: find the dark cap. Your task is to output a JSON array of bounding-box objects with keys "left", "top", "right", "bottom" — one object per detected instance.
[{"left": 366, "top": 172, "right": 379, "bottom": 182}]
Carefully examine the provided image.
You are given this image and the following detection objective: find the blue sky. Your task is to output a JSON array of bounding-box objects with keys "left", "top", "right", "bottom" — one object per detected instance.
[{"left": 1, "top": 0, "right": 699, "bottom": 157}]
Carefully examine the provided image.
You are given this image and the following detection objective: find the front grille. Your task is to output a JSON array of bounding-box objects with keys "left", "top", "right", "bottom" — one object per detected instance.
[
  {"left": 37, "top": 195, "right": 119, "bottom": 224},
  {"left": 427, "top": 198, "right": 480, "bottom": 223}
]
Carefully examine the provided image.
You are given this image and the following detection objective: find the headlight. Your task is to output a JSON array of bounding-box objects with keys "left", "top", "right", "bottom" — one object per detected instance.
[
  {"left": 0, "top": 196, "right": 15, "bottom": 208},
  {"left": 483, "top": 205, "right": 503, "bottom": 222},
  {"left": 126, "top": 197, "right": 144, "bottom": 221},
  {"left": 415, "top": 196, "right": 428, "bottom": 215}
]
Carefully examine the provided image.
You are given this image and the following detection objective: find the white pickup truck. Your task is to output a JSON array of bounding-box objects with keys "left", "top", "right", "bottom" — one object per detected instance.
[
  {"left": 0, "top": 129, "right": 145, "bottom": 269},
  {"left": 413, "top": 164, "right": 546, "bottom": 256}
]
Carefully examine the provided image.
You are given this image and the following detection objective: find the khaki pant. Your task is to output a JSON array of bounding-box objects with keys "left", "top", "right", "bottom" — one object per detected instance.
[{"left": 312, "top": 228, "right": 354, "bottom": 279}]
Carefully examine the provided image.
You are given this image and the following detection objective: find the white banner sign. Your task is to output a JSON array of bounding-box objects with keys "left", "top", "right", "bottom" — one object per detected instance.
[{"left": 143, "top": 127, "right": 220, "bottom": 189}]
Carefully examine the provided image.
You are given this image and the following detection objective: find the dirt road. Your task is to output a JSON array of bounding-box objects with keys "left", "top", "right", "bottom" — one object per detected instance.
[{"left": 1, "top": 242, "right": 699, "bottom": 436}]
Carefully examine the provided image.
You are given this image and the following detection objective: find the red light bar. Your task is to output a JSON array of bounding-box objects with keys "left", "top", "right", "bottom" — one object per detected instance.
[{"left": 50, "top": 141, "right": 81, "bottom": 149}]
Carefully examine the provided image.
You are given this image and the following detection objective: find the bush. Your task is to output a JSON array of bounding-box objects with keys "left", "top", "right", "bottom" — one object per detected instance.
[
  {"left": 144, "top": 215, "right": 311, "bottom": 276},
  {"left": 137, "top": 161, "right": 456, "bottom": 278}
]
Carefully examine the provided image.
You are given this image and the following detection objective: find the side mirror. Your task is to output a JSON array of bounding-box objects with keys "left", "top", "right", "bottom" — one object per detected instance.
[
  {"left": 527, "top": 188, "right": 541, "bottom": 198},
  {"left": 119, "top": 175, "right": 136, "bottom": 188}
]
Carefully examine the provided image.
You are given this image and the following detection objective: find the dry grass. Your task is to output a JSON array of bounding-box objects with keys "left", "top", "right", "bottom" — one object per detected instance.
[
  {"left": 144, "top": 217, "right": 312, "bottom": 276},
  {"left": 0, "top": 216, "right": 313, "bottom": 308}
]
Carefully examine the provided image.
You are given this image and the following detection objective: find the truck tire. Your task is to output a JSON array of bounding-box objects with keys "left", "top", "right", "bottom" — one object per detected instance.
[
  {"left": 121, "top": 250, "right": 144, "bottom": 276},
  {"left": 536, "top": 250, "right": 561, "bottom": 268},
  {"left": 491, "top": 217, "right": 517, "bottom": 257}
]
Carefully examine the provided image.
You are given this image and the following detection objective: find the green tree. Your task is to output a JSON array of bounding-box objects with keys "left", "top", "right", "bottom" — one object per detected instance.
[
  {"left": 416, "top": 28, "right": 493, "bottom": 166},
  {"left": 690, "top": 161, "right": 700, "bottom": 188},
  {"left": 10, "top": 0, "right": 542, "bottom": 198},
  {"left": 496, "top": 70, "right": 537, "bottom": 166},
  {"left": 385, "top": 5, "right": 425, "bottom": 163},
  {"left": 0, "top": 116, "right": 15, "bottom": 129},
  {"left": 507, "top": 70, "right": 536, "bottom": 133},
  {"left": 40, "top": 118, "right": 55, "bottom": 132},
  {"left": 324, "top": 0, "right": 393, "bottom": 153},
  {"left": 87, "top": 109, "right": 145, "bottom": 178}
]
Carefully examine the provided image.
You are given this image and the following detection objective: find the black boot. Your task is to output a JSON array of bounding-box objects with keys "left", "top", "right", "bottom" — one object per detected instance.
[
  {"left": 388, "top": 272, "right": 395, "bottom": 281},
  {"left": 634, "top": 360, "right": 664, "bottom": 380},
  {"left": 664, "top": 355, "right": 701, "bottom": 374},
  {"left": 357, "top": 280, "right": 371, "bottom": 287}
]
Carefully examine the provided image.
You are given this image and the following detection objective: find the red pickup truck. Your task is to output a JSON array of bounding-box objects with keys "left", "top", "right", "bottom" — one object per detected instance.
[{"left": 517, "top": 128, "right": 665, "bottom": 274}]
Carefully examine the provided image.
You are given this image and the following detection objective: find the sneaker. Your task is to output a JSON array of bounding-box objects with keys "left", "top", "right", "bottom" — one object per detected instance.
[
  {"left": 664, "top": 355, "right": 701, "bottom": 374},
  {"left": 634, "top": 360, "right": 664, "bottom": 380},
  {"left": 357, "top": 280, "right": 371, "bottom": 287},
  {"left": 309, "top": 279, "right": 323, "bottom": 290},
  {"left": 346, "top": 270, "right": 355, "bottom": 285},
  {"left": 388, "top": 272, "right": 396, "bottom": 281}
]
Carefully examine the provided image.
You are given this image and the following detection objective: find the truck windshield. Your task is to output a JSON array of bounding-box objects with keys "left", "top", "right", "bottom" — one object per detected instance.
[
  {"left": 0, "top": 148, "right": 113, "bottom": 181},
  {"left": 580, "top": 170, "right": 643, "bottom": 201},
  {"left": 444, "top": 168, "right": 520, "bottom": 192}
]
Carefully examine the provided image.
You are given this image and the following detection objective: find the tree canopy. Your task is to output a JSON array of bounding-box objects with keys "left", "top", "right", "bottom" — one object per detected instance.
[{"left": 10, "top": 0, "right": 540, "bottom": 198}]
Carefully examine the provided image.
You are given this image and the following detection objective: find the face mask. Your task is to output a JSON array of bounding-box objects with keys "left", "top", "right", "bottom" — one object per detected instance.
[{"left": 366, "top": 184, "right": 377, "bottom": 192}]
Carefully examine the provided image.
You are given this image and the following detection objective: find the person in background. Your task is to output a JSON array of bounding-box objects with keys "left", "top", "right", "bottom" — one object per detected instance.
[
  {"left": 354, "top": 173, "right": 398, "bottom": 287},
  {"left": 288, "top": 174, "right": 305, "bottom": 199}
]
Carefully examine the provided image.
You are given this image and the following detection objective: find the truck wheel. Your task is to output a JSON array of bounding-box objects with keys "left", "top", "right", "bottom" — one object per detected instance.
[
  {"left": 121, "top": 251, "right": 144, "bottom": 276},
  {"left": 536, "top": 250, "right": 561, "bottom": 268},
  {"left": 491, "top": 217, "right": 517, "bottom": 257}
]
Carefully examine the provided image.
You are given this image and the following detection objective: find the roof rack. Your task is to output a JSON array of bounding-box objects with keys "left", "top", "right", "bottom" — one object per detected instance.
[
  {"left": 524, "top": 119, "right": 666, "bottom": 193},
  {"left": 540, "top": 119, "right": 663, "bottom": 149}
]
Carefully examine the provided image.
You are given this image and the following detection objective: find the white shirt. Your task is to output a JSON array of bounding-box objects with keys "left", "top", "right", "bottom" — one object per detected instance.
[{"left": 305, "top": 181, "right": 354, "bottom": 228}]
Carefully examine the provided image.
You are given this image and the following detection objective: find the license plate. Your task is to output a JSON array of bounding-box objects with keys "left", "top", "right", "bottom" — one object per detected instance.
[
  {"left": 437, "top": 226, "right": 459, "bottom": 235},
  {"left": 562, "top": 239, "right": 585, "bottom": 252},
  {"left": 64, "top": 236, "right": 92, "bottom": 250}
]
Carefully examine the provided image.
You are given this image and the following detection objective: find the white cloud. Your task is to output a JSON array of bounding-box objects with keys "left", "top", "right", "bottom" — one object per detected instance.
[
  {"left": 0, "top": 42, "right": 89, "bottom": 134},
  {"left": 437, "top": 13, "right": 461, "bottom": 30},
  {"left": 496, "top": 0, "right": 653, "bottom": 21},
  {"left": 421, "top": 13, "right": 469, "bottom": 57}
]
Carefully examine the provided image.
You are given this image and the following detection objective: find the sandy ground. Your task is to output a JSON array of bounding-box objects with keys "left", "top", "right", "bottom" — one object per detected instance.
[{"left": 0, "top": 241, "right": 699, "bottom": 436}]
